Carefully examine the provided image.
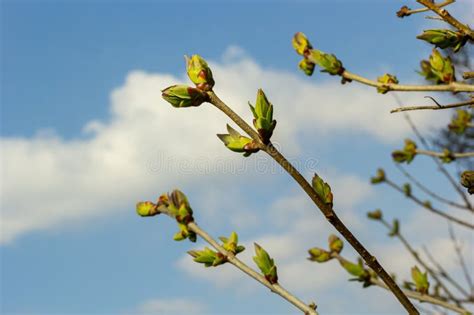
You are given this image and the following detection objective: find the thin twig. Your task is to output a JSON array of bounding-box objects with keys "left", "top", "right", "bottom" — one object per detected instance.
[
  {"left": 340, "top": 70, "right": 474, "bottom": 93},
  {"left": 417, "top": 0, "right": 474, "bottom": 39},
  {"left": 394, "top": 96, "right": 473, "bottom": 210},
  {"left": 390, "top": 99, "right": 474, "bottom": 113},
  {"left": 371, "top": 278, "right": 469, "bottom": 314},
  {"left": 395, "top": 164, "right": 471, "bottom": 211},
  {"left": 422, "top": 245, "right": 471, "bottom": 298},
  {"left": 384, "top": 178, "right": 474, "bottom": 229},
  {"left": 400, "top": 0, "right": 455, "bottom": 16},
  {"left": 416, "top": 149, "right": 474, "bottom": 159},
  {"left": 330, "top": 253, "right": 468, "bottom": 314},
  {"left": 207, "top": 91, "right": 420, "bottom": 314},
  {"left": 463, "top": 72, "right": 474, "bottom": 80},
  {"left": 155, "top": 206, "right": 318, "bottom": 315},
  {"left": 378, "top": 218, "right": 461, "bottom": 304},
  {"left": 448, "top": 224, "right": 474, "bottom": 294}
]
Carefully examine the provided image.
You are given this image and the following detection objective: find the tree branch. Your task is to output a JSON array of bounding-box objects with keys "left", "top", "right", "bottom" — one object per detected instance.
[
  {"left": 390, "top": 98, "right": 474, "bottom": 113},
  {"left": 417, "top": 0, "right": 474, "bottom": 39},
  {"left": 397, "top": 0, "right": 454, "bottom": 17},
  {"left": 383, "top": 178, "right": 474, "bottom": 229},
  {"left": 207, "top": 91, "right": 419, "bottom": 315},
  {"left": 416, "top": 149, "right": 474, "bottom": 159},
  {"left": 155, "top": 205, "right": 318, "bottom": 315}
]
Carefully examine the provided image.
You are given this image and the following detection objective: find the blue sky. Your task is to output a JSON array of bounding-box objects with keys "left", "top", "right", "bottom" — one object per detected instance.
[{"left": 1, "top": 1, "right": 473, "bottom": 314}]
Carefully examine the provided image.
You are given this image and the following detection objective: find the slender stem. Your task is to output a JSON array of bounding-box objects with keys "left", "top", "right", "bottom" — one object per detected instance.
[
  {"left": 371, "top": 278, "right": 470, "bottom": 314},
  {"left": 187, "top": 222, "right": 318, "bottom": 315},
  {"left": 207, "top": 91, "right": 420, "bottom": 315},
  {"left": 341, "top": 70, "right": 474, "bottom": 93},
  {"left": 416, "top": 149, "right": 474, "bottom": 159},
  {"left": 399, "top": 0, "right": 454, "bottom": 16},
  {"left": 422, "top": 245, "right": 471, "bottom": 298},
  {"left": 378, "top": 219, "right": 461, "bottom": 303},
  {"left": 417, "top": 0, "right": 474, "bottom": 39},
  {"left": 448, "top": 224, "right": 474, "bottom": 294},
  {"left": 395, "top": 164, "right": 471, "bottom": 211},
  {"left": 384, "top": 178, "right": 474, "bottom": 229},
  {"left": 390, "top": 100, "right": 474, "bottom": 113},
  {"left": 154, "top": 205, "right": 317, "bottom": 315},
  {"left": 330, "top": 253, "right": 468, "bottom": 314},
  {"left": 398, "top": 109, "right": 473, "bottom": 210}
]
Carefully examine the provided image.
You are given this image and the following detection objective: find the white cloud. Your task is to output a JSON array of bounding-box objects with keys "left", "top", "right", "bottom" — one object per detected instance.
[
  {"left": 133, "top": 297, "right": 207, "bottom": 314},
  {"left": 0, "top": 48, "right": 448, "bottom": 244}
]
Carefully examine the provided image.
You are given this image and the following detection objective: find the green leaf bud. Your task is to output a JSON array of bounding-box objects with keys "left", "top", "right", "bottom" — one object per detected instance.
[
  {"left": 253, "top": 243, "right": 278, "bottom": 284},
  {"left": 162, "top": 85, "right": 208, "bottom": 108},
  {"left": 312, "top": 173, "right": 334, "bottom": 208},
  {"left": 308, "top": 247, "right": 332, "bottom": 263},
  {"left": 185, "top": 54, "right": 215, "bottom": 91}
]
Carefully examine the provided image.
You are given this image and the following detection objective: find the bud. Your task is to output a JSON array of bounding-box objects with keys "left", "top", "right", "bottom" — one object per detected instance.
[
  {"left": 440, "top": 148, "right": 455, "bottom": 164},
  {"left": 417, "top": 29, "right": 467, "bottom": 52},
  {"left": 312, "top": 173, "right": 334, "bottom": 208},
  {"left": 429, "top": 49, "right": 455, "bottom": 83},
  {"left": 298, "top": 58, "right": 315, "bottom": 76},
  {"left": 339, "top": 258, "right": 367, "bottom": 278},
  {"left": 173, "top": 222, "right": 197, "bottom": 242},
  {"left": 292, "top": 32, "right": 312, "bottom": 56},
  {"left": 253, "top": 243, "right": 278, "bottom": 284},
  {"left": 309, "top": 50, "right": 344, "bottom": 75},
  {"left": 418, "top": 60, "right": 439, "bottom": 83},
  {"left": 411, "top": 266, "right": 430, "bottom": 294},
  {"left": 370, "top": 168, "right": 386, "bottom": 184},
  {"left": 188, "top": 247, "right": 226, "bottom": 267},
  {"left": 392, "top": 139, "right": 417, "bottom": 164},
  {"left": 376, "top": 73, "right": 399, "bottom": 94},
  {"left": 448, "top": 109, "right": 472, "bottom": 135},
  {"left": 162, "top": 85, "right": 208, "bottom": 108},
  {"left": 217, "top": 124, "right": 260, "bottom": 157},
  {"left": 460, "top": 170, "right": 474, "bottom": 195},
  {"left": 402, "top": 183, "right": 411, "bottom": 197},
  {"left": 308, "top": 247, "right": 332, "bottom": 263},
  {"left": 136, "top": 201, "right": 159, "bottom": 217},
  {"left": 367, "top": 209, "right": 383, "bottom": 220},
  {"left": 185, "top": 55, "right": 215, "bottom": 91},
  {"left": 388, "top": 219, "right": 399, "bottom": 237},
  {"left": 219, "top": 231, "right": 245, "bottom": 255},
  {"left": 249, "top": 89, "right": 277, "bottom": 143},
  {"left": 328, "top": 235, "right": 344, "bottom": 254},
  {"left": 396, "top": 5, "right": 411, "bottom": 18}
]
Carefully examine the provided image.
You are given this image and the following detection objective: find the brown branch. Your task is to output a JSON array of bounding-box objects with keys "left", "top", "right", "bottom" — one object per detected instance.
[
  {"left": 417, "top": 0, "right": 474, "bottom": 39},
  {"left": 395, "top": 164, "right": 471, "bottom": 211},
  {"left": 390, "top": 98, "right": 474, "bottom": 113},
  {"left": 463, "top": 72, "right": 474, "bottom": 80},
  {"left": 330, "top": 253, "right": 468, "bottom": 314},
  {"left": 383, "top": 178, "right": 474, "bottom": 229},
  {"left": 155, "top": 206, "right": 318, "bottom": 315},
  {"left": 397, "top": 0, "right": 454, "bottom": 17},
  {"left": 207, "top": 91, "right": 419, "bottom": 314}
]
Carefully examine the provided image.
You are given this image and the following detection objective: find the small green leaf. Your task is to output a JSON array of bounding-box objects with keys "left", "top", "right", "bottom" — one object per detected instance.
[
  {"left": 308, "top": 247, "right": 332, "bottom": 263},
  {"left": 370, "top": 169, "right": 386, "bottom": 184},
  {"left": 376, "top": 73, "right": 399, "bottom": 94},
  {"left": 188, "top": 247, "right": 226, "bottom": 267},
  {"left": 185, "top": 54, "right": 215, "bottom": 91},
  {"left": 217, "top": 124, "right": 259, "bottom": 156},
  {"left": 392, "top": 139, "right": 417, "bottom": 164},
  {"left": 309, "top": 49, "right": 344, "bottom": 75},
  {"left": 388, "top": 219, "right": 399, "bottom": 237},
  {"left": 417, "top": 29, "right": 467, "bottom": 52},
  {"left": 248, "top": 89, "right": 276, "bottom": 143},
  {"left": 253, "top": 243, "right": 278, "bottom": 284},
  {"left": 367, "top": 209, "right": 383, "bottom": 220},
  {"left": 312, "top": 174, "right": 334, "bottom": 208},
  {"left": 328, "top": 235, "right": 343, "bottom": 254},
  {"left": 448, "top": 109, "right": 472, "bottom": 135},
  {"left": 339, "top": 258, "right": 367, "bottom": 278},
  {"left": 161, "top": 85, "right": 208, "bottom": 108},
  {"left": 411, "top": 266, "right": 430, "bottom": 294},
  {"left": 220, "top": 231, "right": 245, "bottom": 255}
]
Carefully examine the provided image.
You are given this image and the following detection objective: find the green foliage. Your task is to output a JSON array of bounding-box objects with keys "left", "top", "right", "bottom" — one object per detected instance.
[
  {"left": 392, "top": 139, "right": 417, "bottom": 164},
  {"left": 388, "top": 219, "right": 400, "bottom": 237},
  {"left": 248, "top": 89, "right": 277, "bottom": 143},
  {"left": 328, "top": 235, "right": 344, "bottom": 254},
  {"left": 161, "top": 85, "right": 208, "bottom": 108},
  {"left": 308, "top": 247, "right": 332, "bottom": 263},
  {"left": 312, "top": 174, "right": 334, "bottom": 208},
  {"left": 377, "top": 73, "right": 399, "bottom": 94},
  {"left": 370, "top": 169, "right": 386, "bottom": 184},
  {"left": 219, "top": 232, "right": 245, "bottom": 255},
  {"left": 411, "top": 266, "right": 430, "bottom": 294},
  {"left": 309, "top": 49, "right": 344, "bottom": 75},
  {"left": 185, "top": 54, "right": 215, "bottom": 91},
  {"left": 448, "top": 109, "right": 472, "bottom": 135},
  {"left": 417, "top": 29, "right": 467, "bottom": 52},
  {"left": 253, "top": 243, "right": 278, "bottom": 284},
  {"left": 367, "top": 209, "right": 383, "bottom": 220},
  {"left": 217, "top": 124, "right": 259, "bottom": 156},
  {"left": 136, "top": 201, "right": 159, "bottom": 217},
  {"left": 188, "top": 247, "right": 226, "bottom": 267}
]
